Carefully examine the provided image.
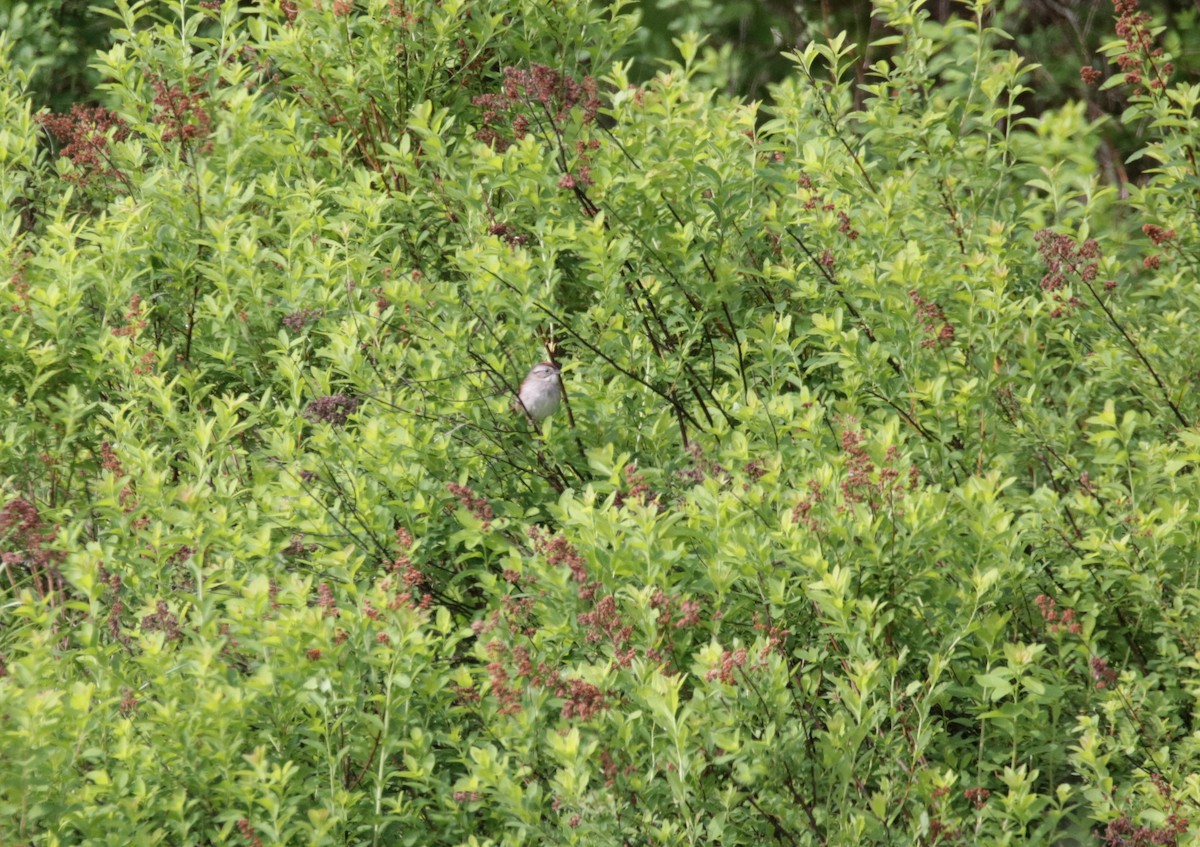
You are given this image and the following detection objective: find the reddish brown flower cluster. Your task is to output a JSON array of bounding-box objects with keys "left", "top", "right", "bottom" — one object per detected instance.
[
  {"left": 303, "top": 394, "right": 359, "bottom": 426},
  {"left": 317, "top": 581, "right": 340, "bottom": 617},
  {"left": 651, "top": 590, "right": 701, "bottom": 630},
  {"left": 928, "top": 818, "right": 961, "bottom": 843},
  {"left": 598, "top": 748, "right": 637, "bottom": 787},
  {"left": 562, "top": 140, "right": 598, "bottom": 191},
  {"left": 744, "top": 459, "right": 767, "bottom": 480},
  {"left": 7, "top": 253, "right": 31, "bottom": 314},
  {"left": 836, "top": 210, "right": 859, "bottom": 241},
  {"left": 1104, "top": 811, "right": 1188, "bottom": 846},
  {"left": 480, "top": 526, "right": 641, "bottom": 721},
  {"left": 119, "top": 686, "right": 139, "bottom": 715},
  {"left": 796, "top": 173, "right": 859, "bottom": 243},
  {"left": 499, "top": 594, "right": 536, "bottom": 636},
  {"left": 706, "top": 646, "right": 747, "bottom": 684},
  {"left": 131, "top": 348, "right": 156, "bottom": 377},
  {"left": 471, "top": 609, "right": 500, "bottom": 636},
  {"left": 36, "top": 104, "right": 129, "bottom": 187},
  {"left": 676, "top": 441, "right": 729, "bottom": 486},
  {"left": 281, "top": 308, "right": 323, "bottom": 331},
  {"left": 1081, "top": 66, "right": 1104, "bottom": 85},
  {"left": 447, "top": 482, "right": 494, "bottom": 530},
  {"left": 236, "top": 817, "right": 263, "bottom": 847},
  {"left": 528, "top": 527, "right": 589, "bottom": 585},
  {"left": 120, "top": 299, "right": 147, "bottom": 338},
  {"left": 1142, "top": 224, "right": 1175, "bottom": 246},
  {"left": 141, "top": 599, "right": 183, "bottom": 640},
  {"left": 752, "top": 612, "right": 789, "bottom": 659},
  {"left": 100, "top": 441, "right": 124, "bottom": 475},
  {"left": 279, "top": 0, "right": 298, "bottom": 22},
  {"left": 504, "top": 64, "right": 600, "bottom": 125},
  {"left": 150, "top": 75, "right": 213, "bottom": 153},
  {"left": 1035, "top": 594, "right": 1082, "bottom": 635},
  {"left": 909, "top": 290, "right": 956, "bottom": 349},
  {"left": 472, "top": 64, "right": 600, "bottom": 153},
  {"left": 282, "top": 534, "right": 318, "bottom": 557},
  {"left": 963, "top": 787, "right": 990, "bottom": 809},
  {"left": 111, "top": 294, "right": 148, "bottom": 339},
  {"left": 383, "top": 526, "right": 430, "bottom": 609},
  {"left": 486, "top": 640, "right": 560, "bottom": 715},
  {"left": 372, "top": 280, "right": 390, "bottom": 314},
  {"left": 578, "top": 595, "right": 635, "bottom": 667},
  {"left": 1035, "top": 229, "right": 1100, "bottom": 291},
  {"left": 108, "top": 597, "right": 129, "bottom": 646},
  {"left": 487, "top": 221, "right": 530, "bottom": 247},
  {"left": 1034, "top": 229, "right": 1100, "bottom": 317},
  {"left": 791, "top": 479, "right": 825, "bottom": 531},
  {"left": 1091, "top": 656, "right": 1119, "bottom": 689},
  {"left": 1151, "top": 772, "right": 1172, "bottom": 797},
  {"left": 502, "top": 568, "right": 535, "bottom": 590},
  {"left": 704, "top": 623, "right": 785, "bottom": 685},
  {"left": 0, "top": 498, "right": 64, "bottom": 600},
  {"left": 1112, "top": 0, "right": 1174, "bottom": 93},
  {"left": 614, "top": 463, "right": 659, "bottom": 509},
  {"left": 559, "top": 677, "right": 607, "bottom": 721},
  {"left": 398, "top": 520, "right": 417, "bottom": 554},
  {"left": 838, "top": 425, "right": 907, "bottom": 512},
  {"left": 799, "top": 174, "right": 833, "bottom": 212}
]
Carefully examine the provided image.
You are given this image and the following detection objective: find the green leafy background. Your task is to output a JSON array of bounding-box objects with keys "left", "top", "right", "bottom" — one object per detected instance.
[{"left": 2, "top": 0, "right": 1200, "bottom": 844}]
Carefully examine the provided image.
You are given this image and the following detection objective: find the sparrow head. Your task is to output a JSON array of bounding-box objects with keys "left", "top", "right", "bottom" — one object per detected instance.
[{"left": 526, "top": 361, "right": 561, "bottom": 382}]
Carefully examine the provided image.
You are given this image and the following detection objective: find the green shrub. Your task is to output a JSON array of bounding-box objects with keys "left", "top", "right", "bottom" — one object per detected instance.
[{"left": 3, "top": 0, "right": 1200, "bottom": 844}]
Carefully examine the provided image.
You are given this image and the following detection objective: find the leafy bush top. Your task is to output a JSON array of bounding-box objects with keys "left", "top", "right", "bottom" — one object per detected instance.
[{"left": 2, "top": 0, "right": 1200, "bottom": 844}]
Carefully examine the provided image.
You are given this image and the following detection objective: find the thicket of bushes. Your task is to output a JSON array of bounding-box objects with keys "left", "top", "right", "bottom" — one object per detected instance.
[{"left": 3, "top": 0, "right": 1200, "bottom": 844}]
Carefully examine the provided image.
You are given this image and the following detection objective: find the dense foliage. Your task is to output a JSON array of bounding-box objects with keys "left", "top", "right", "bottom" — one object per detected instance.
[
  {"left": 3, "top": 0, "right": 1200, "bottom": 844},
  {"left": 10, "top": 0, "right": 1200, "bottom": 164}
]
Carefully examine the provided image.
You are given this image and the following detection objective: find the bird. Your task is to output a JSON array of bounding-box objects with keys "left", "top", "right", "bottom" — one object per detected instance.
[{"left": 514, "top": 361, "right": 562, "bottom": 423}]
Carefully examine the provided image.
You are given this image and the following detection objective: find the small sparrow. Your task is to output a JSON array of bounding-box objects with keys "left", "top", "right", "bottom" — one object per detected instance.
[{"left": 514, "top": 361, "right": 562, "bottom": 422}]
